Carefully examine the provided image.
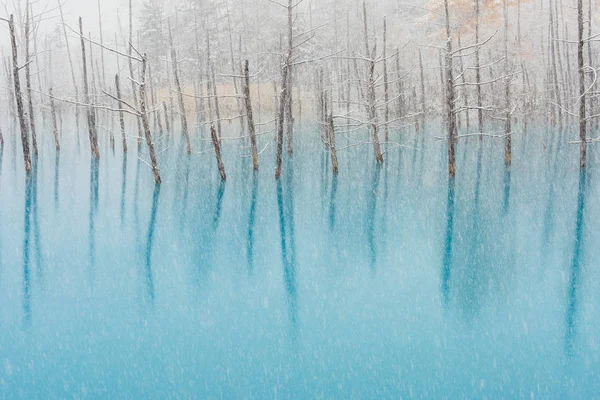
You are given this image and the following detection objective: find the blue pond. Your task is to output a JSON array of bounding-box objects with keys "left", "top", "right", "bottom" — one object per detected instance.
[{"left": 0, "top": 123, "right": 599, "bottom": 398}]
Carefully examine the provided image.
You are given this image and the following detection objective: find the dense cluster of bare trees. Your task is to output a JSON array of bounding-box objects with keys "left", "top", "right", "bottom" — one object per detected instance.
[{"left": 0, "top": 0, "right": 598, "bottom": 185}]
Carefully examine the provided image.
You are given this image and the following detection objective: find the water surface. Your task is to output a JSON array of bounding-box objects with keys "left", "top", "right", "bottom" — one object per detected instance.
[{"left": 1, "top": 123, "right": 599, "bottom": 398}]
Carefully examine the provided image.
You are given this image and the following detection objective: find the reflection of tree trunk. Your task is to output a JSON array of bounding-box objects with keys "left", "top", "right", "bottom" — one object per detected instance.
[
  {"left": 120, "top": 154, "right": 127, "bottom": 226},
  {"left": 54, "top": 152, "right": 60, "bottom": 210},
  {"left": 502, "top": 167, "right": 511, "bottom": 215},
  {"left": 246, "top": 172, "right": 258, "bottom": 273},
  {"left": 213, "top": 181, "right": 225, "bottom": 233},
  {"left": 23, "top": 175, "right": 33, "bottom": 324},
  {"left": 89, "top": 158, "right": 99, "bottom": 279},
  {"left": 366, "top": 164, "right": 381, "bottom": 272},
  {"left": 144, "top": 185, "right": 161, "bottom": 304},
  {"left": 32, "top": 160, "right": 43, "bottom": 279},
  {"left": 542, "top": 136, "right": 562, "bottom": 264},
  {"left": 277, "top": 168, "right": 298, "bottom": 340},
  {"left": 442, "top": 177, "right": 455, "bottom": 307},
  {"left": 565, "top": 170, "right": 587, "bottom": 355},
  {"left": 329, "top": 175, "right": 338, "bottom": 231}
]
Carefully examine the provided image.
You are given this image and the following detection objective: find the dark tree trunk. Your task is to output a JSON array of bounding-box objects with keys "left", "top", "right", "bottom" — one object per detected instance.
[
  {"left": 9, "top": 14, "right": 32, "bottom": 173},
  {"left": 49, "top": 87, "right": 60, "bottom": 150},
  {"left": 243, "top": 60, "right": 259, "bottom": 170},
  {"left": 139, "top": 55, "right": 162, "bottom": 185},
  {"left": 115, "top": 74, "right": 127, "bottom": 152},
  {"left": 211, "top": 125, "right": 226, "bottom": 181},
  {"left": 80, "top": 17, "right": 100, "bottom": 159},
  {"left": 578, "top": 0, "right": 587, "bottom": 168}
]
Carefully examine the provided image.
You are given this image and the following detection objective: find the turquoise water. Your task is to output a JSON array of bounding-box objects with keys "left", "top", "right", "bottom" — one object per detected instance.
[{"left": 1, "top": 123, "right": 600, "bottom": 398}]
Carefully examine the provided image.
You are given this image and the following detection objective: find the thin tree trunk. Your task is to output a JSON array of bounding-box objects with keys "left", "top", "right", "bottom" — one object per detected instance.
[
  {"left": 419, "top": 49, "right": 426, "bottom": 131},
  {"left": 328, "top": 113, "right": 339, "bottom": 174},
  {"left": 243, "top": 60, "right": 259, "bottom": 170},
  {"left": 503, "top": 0, "right": 512, "bottom": 165},
  {"left": 588, "top": 0, "right": 595, "bottom": 132},
  {"left": 444, "top": 0, "right": 457, "bottom": 178},
  {"left": 457, "top": 29, "right": 470, "bottom": 131},
  {"left": 578, "top": 0, "right": 587, "bottom": 168},
  {"left": 211, "top": 64, "right": 223, "bottom": 142},
  {"left": 475, "top": 0, "right": 484, "bottom": 137},
  {"left": 169, "top": 20, "right": 191, "bottom": 153},
  {"left": 275, "top": 63, "right": 288, "bottom": 179},
  {"left": 115, "top": 74, "right": 127, "bottom": 152},
  {"left": 80, "top": 17, "right": 100, "bottom": 159},
  {"left": 163, "top": 102, "right": 170, "bottom": 133},
  {"left": 128, "top": 0, "right": 142, "bottom": 145},
  {"left": 57, "top": 0, "right": 79, "bottom": 135},
  {"left": 9, "top": 14, "right": 32, "bottom": 173},
  {"left": 139, "top": 55, "right": 161, "bottom": 185},
  {"left": 363, "top": 2, "right": 383, "bottom": 163},
  {"left": 383, "top": 17, "right": 389, "bottom": 142},
  {"left": 49, "top": 87, "right": 60, "bottom": 150},
  {"left": 549, "top": 0, "right": 563, "bottom": 129},
  {"left": 226, "top": 4, "right": 246, "bottom": 138},
  {"left": 97, "top": 0, "right": 106, "bottom": 88},
  {"left": 286, "top": 0, "right": 294, "bottom": 156},
  {"left": 24, "top": 3, "right": 37, "bottom": 156},
  {"left": 211, "top": 125, "right": 226, "bottom": 181}
]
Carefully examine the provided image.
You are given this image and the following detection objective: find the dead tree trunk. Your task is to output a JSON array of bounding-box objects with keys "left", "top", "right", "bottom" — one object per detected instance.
[
  {"left": 549, "top": 0, "right": 563, "bottom": 129},
  {"left": 169, "top": 20, "right": 191, "bottom": 153},
  {"left": 588, "top": 0, "right": 595, "bottom": 132},
  {"left": 128, "top": 0, "right": 142, "bottom": 146},
  {"left": 210, "top": 125, "right": 226, "bottom": 181},
  {"left": 383, "top": 17, "right": 390, "bottom": 142},
  {"left": 49, "top": 87, "right": 60, "bottom": 150},
  {"left": 9, "top": 14, "right": 32, "bottom": 173},
  {"left": 243, "top": 60, "right": 259, "bottom": 170},
  {"left": 419, "top": 49, "right": 426, "bottom": 131},
  {"left": 226, "top": 5, "right": 246, "bottom": 138},
  {"left": 444, "top": 0, "right": 457, "bottom": 178},
  {"left": 211, "top": 64, "right": 223, "bottom": 142},
  {"left": 275, "top": 62, "right": 289, "bottom": 180},
  {"left": 115, "top": 74, "right": 127, "bottom": 152},
  {"left": 96, "top": 0, "right": 106, "bottom": 88},
  {"left": 328, "top": 114, "right": 339, "bottom": 174},
  {"left": 24, "top": 4, "right": 37, "bottom": 156},
  {"left": 139, "top": 55, "right": 161, "bottom": 185},
  {"left": 475, "top": 0, "right": 484, "bottom": 137},
  {"left": 578, "top": 0, "right": 587, "bottom": 168},
  {"left": 503, "top": 0, "right": 512, "bottom": 165},
  {"left": 457, "top": 30, "right": 470, "bottom": 131},
  {"left": 285, "top": 0, "right": 294, "bottom": 156},
  {"left": 396, "top": 51, "right": 405, "bottom": 125},
  {"left": 163, "top": 102, "right": 170, "bottom": 133},
  {"left": 80, "top": 17, "right": 100, "bottom": 159},
  {"left": 363, "top": 2, "right": 384, "bottom": 163}
]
